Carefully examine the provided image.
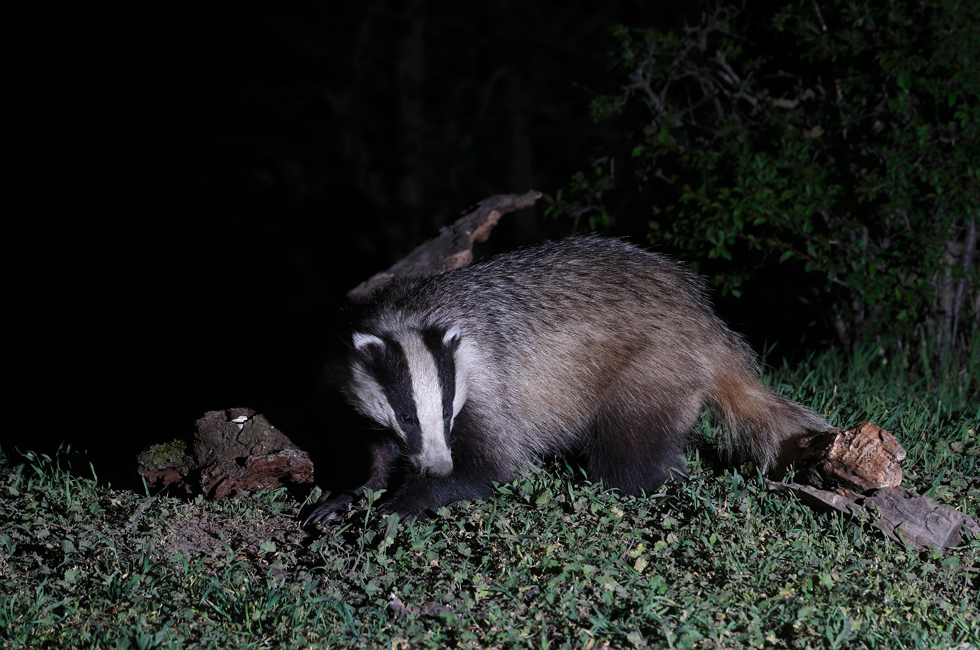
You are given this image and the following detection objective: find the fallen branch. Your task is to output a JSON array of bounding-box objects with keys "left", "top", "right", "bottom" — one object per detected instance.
[
  {"left": 347, "top": 190, "right": 543, "bottom": 299},
  {"left": 768, "top": 422, "right": 979, "bottom": 550},
  {"left": 137, "top": 408, "right": 314, "bottom": 499}
]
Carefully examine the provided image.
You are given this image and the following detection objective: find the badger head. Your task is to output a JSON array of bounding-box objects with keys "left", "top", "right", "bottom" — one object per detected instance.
[{"left": 347, "top": 324, "right": 465, "bottom": 478}]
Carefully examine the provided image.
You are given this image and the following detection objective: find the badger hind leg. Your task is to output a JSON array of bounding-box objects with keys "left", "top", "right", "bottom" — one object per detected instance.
[{"left": 583, "top": 387, "right": 701, "bottom": 496}]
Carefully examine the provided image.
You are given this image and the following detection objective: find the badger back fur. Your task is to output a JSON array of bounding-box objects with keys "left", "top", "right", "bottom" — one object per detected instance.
[{"left": 306, "top": 237, "right": 827, "bottom": 523}]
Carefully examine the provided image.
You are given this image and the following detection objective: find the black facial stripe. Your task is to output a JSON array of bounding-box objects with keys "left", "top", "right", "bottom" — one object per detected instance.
[
  {"left": 422, "top": 327, "right": 457, "bottom": 442},
  {"left": 358, "top": 334, "right": 421, "bottom": 455}
]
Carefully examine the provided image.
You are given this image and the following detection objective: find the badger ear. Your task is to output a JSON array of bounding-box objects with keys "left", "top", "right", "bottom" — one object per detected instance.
[
  {"left": 443, "top": 323, "right": 462, "bottom": 349},
  {"left": 352, "top": 332, "right": 385, "bottom": 354}
]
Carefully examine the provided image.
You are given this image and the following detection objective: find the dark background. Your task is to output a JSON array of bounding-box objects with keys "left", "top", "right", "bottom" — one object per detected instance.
[{"left": 10, "top": 2, "right": 823, "bottom": 492}]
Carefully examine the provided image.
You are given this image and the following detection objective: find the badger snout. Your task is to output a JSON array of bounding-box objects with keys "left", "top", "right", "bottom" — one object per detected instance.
[{"left": 422, "top": 458, "right": 453, "bottom": 478}]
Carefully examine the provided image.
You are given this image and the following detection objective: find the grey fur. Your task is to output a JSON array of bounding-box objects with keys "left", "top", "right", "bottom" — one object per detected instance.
[{"left": 305, "top": 237, "right": 827, "bottom": 524}]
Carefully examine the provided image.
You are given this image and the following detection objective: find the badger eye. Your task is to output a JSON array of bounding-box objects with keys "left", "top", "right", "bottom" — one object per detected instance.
[{"left": 398, "top": 413, "right": 415, "bottom": 425}]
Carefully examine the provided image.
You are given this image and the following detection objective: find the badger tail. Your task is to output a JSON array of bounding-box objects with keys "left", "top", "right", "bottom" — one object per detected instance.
[{"left": 710, "top": 365, "right": 828, "bottom": 474}]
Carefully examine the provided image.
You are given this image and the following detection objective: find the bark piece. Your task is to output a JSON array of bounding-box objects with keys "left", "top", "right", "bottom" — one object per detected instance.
[
  {"left": 348, "top": 190, "right": 543, "bottom": 299},
  {"left": 797, "top": 421, "right": 905, "bottom": 491},
  {"left": 766, "top": 421, "right": 978, "bottom": 550},
  {"left": 766, "top": 481, "right": 980, "bottom": 550},
  {"left": 765, "top": 481, "right": 869, "bottom": 520},
  {"left": 862, "top": 486, "right": 980, "bottom": 549},
  {"left": 138, "top": 408, "right": 314, "bottom": 499}
]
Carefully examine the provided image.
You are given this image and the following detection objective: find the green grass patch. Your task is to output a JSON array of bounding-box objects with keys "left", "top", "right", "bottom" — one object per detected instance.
[{"left": 2, "top": 350, "right": 978, "bottom": 649}]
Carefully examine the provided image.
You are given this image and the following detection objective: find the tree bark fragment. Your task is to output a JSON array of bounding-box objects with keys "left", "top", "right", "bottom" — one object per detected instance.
[
  {"left": 768, "top": 422, "right": 978, "bottom": 550},
  {"left": 137, "top": 408, "right": 314, "bottom": 499},
  {"left": 347, "top": 190, "right": 542, "bottom": 299}
]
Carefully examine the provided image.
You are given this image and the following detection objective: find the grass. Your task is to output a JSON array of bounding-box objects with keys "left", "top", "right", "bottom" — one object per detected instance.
[{"left": 1, "top": 349, "right": 978, "bottom": 649}]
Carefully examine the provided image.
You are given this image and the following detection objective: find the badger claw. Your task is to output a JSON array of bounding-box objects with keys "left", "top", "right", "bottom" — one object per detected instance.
[{"left": 303, "top": 494, "right": 355, "bottom": 526}]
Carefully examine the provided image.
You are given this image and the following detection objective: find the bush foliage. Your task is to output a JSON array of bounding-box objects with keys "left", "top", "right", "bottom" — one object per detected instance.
[{"left": 552, "top": 0, "right": 978, "bottom": 380}]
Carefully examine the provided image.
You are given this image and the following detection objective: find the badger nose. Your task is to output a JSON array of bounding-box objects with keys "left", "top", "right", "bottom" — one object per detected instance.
[{"left": 424, "top": 459, "right": 453, "bottom": 478}]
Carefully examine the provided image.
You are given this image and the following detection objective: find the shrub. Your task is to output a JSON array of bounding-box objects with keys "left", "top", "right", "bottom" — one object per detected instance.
[{"left": 551, "top": 0, "right": 978, "bottom": 384}]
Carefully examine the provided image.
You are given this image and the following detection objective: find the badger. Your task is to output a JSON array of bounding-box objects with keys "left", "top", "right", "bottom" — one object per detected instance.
[{"left": 305, "top": 237, "right": 827, "bottom": 524}]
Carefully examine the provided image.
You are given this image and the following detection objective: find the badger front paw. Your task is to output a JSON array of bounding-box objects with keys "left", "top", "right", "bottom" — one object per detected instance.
[{"left": 303, "top": 493, "right": 355, "bottom": 526}]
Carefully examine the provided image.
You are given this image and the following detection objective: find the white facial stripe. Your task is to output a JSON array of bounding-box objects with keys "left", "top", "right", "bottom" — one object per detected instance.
[{"left": 398, "top": 332, "right": 453, "bottom": 471}]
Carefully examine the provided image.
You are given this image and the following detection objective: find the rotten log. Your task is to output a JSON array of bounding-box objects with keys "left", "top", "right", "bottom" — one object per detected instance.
[
  {"left": 138, "top": 408, "right": 314, "bottom": 499},
  {"left": 347, "top": 190, "right": 543, "bottom": 299},
  {"left": 768, "top": 422, "right": 979, "bottom": 550},
  {"left": 796, "top": 421, "right": 906, "bottom": 491}
]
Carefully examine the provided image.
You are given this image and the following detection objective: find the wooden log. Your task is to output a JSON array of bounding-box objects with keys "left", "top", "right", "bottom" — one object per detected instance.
[
  {"left": 767, "top": 422, "right": 979, "bottom": 550},
  {"left": 137, "top": 408, "right": 314, "bottom": 499},
  {"left": 796, "top": 421, "right": 905, "bottom": 491},
  {"left": 347, "top": 190, "right": 543, "bottom": 299}
]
